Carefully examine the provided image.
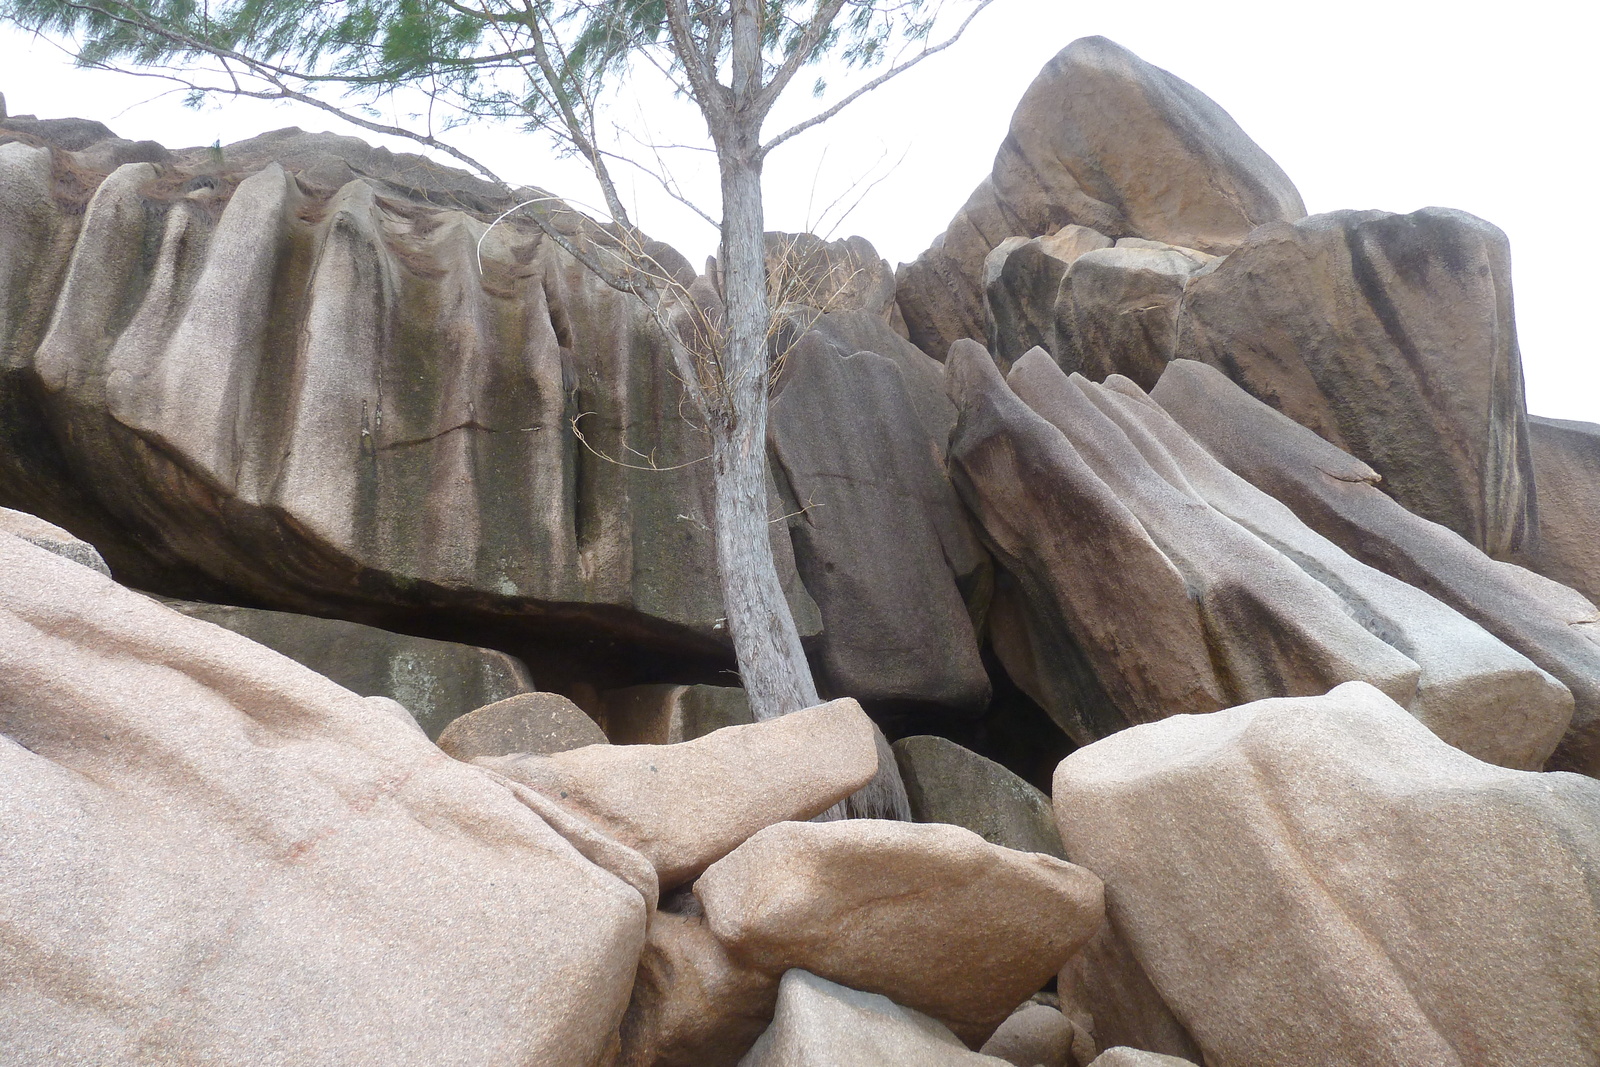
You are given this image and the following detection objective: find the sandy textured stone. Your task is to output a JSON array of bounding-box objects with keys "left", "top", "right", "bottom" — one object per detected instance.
[
  {"left": 618, "top": 910, "right": 779, "bottom": 1067},
  {"left": 1054, "top": 681, "right": 1600, "bottom": 1067},
  {"left": 739, "top": 970, "right": 1010, "bottom": 1067},
  {"left": 0, "top": 505, "right": 110, "bottom": 575},
  {"left": 600, "top": 683, "right": 754, "bottom": 745},
  {"left": 893, "top": 734, "right": 1064, "bottom": 857},
  {"left": 0, "top": 532, "right": 650, "bottom": 1067},
  {"left": 165, "top": 600, "right": 535, "bottom": 739},
  {"left": 697, "top": 817, "right": 1104, "bottom": 1045},
  {"left": 1515, "top": 415, "right": 1600, "bottom": 607},
  {"left": 1087, "top": 1050, "right": 1197, "bottom": 1067},
  {"left": 1056, "top": 920, "right": 1202, "bottom": 1065},
  {"left": 484, "top": 698, "right": 879, "bottom": 889},
  {"left": 979, "top": 1002, "right": 1080, "bottom": 1067},
  {"left": 897, "top": 35, "right": 1303, "bottom": 361},
  {"left": 1153, "top": 358, "right": 1600, "bottom": 774},
  {"left": 436, "top": 691, "right": 606, "bottom": 760},
  {"left": 1082, "top": 372, "right": 1571, "bottom": 771},
  {"left": 1174, "top": 208, "right": 1533, "bottom": 556}
]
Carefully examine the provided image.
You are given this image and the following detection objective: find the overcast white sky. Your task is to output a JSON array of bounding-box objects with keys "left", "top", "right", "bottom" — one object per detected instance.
[{"left": 2, "top": 0, "right": 1596, "bottom": 420}]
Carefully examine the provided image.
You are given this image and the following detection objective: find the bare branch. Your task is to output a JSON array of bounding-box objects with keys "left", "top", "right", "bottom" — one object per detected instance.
[{"left": 760, "top": 0, "right": 998, "bottom": 160}]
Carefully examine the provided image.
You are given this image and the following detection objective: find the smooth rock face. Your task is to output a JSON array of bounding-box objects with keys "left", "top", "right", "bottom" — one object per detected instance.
[
  {"left": 0, "top": 136, "right": 818, "bottom": 682},
  {"left": 165, "top": 600, "right": 535, "bottom": 739},
  {"left": 1515, "top": 415, "right": 1600, "bottom": 606},
  {"left": 1081, "top": 372, "right": 1571, "bottom": 771},
  {"left": 738, "top": 970, "right": 1009, "bottom": 1067},
  {"left": 600, "top": 683, "right": 754, "bottom": 745},
  {"left": 0, "top": 533, "right": 650, "bottom": 1067},
  {"left": 1153, "top": 358, "right": 1600, "bottom": 775},
  {"left": 0, "top": 505, "right": 110, "bottom": 575},
  {"left": 484, "top": 698, "right": 880, "bottom": 889},
  {"left": 893, "top": 734, "right": 1064, "bottom": 857},
  {"left": 618, "top": 910, "right": 779, "bottom": 1067},
  {"left": 1174, "top": 208, "right": 1534, "bottom": 557},
  {"left": 897, "top": 35, "right": 1304, "bottom": 361},
  {"left": 696, "top": 817, "right": 1105, "bottom": 1045},
  {"left": 1054, "top": 681, "right": 1600, "bottom": 1067},
  {"left": 979, "top": 1002, "right": 1081, "bottom": 1067},
  {"left": 769, "top": 336, "right": 989, "bottom": 712},
  {"left": 435, "top": 691, "right": 606, "bottom": 760}
]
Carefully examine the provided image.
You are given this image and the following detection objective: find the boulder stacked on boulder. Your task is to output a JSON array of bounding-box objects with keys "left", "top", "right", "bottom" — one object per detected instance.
[{"left": 3, "top": 25, "right": 1599, "bottom": 1067}]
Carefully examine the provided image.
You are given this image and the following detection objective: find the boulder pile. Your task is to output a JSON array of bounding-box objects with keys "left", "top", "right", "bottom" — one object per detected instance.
[{"left": 2, "top": 33, "right": 1597, "bottom": 1067}]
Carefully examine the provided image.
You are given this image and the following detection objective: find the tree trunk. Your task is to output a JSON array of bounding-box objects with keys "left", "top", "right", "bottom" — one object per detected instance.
[{"left": 708, "top": 1, "right": 909, "bottom": 819}]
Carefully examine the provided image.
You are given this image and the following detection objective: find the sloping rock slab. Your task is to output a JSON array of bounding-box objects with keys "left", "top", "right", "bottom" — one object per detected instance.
[
  {"left": 1152, "top": 358, "right": 1600, "bottom": 775},
  {"left": 1054, "top": 681, "right": 1600, "bottom": 1067},
  {"left": 166, "top": 600, "right": 534, "bottom": 739},
  {"left": 0, "top": 532, "right": 650, "bottom": 1067},
  {"left": 893, "top": 734, "right": 1064, "bottom": 857}
]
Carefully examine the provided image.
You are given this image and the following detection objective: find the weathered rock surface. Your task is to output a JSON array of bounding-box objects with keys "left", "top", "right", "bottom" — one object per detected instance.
[
  {"left": 484, "top": 698, "right": 880, "bottom": 889},
  {"left": 897, "top": 35, "right": 1304, "bottom": 360},
  {"left": 1086, "top": 1050, "right": 1197, "bottom": 1067},
  {"left": 696, "top": 817, "right": 1104, "bottom": 1044},
  {"left": 0, "top": 532, "right": 652, "bottom": 1066},
  {"left": 739, "top": 970, "right": 1010, "bottom": 1067},
  {"left": 618, "top": 910, "right": 779, "bottom": 1067},
  {"left": 1173, "top": 208, "right": 1534, "bottom": 556},
  {"left": 1079, "top": 372, "right": 1571, "bottom": 771},
  {"left": 1153, "top": 358, "right": 1600, "bottom": 774},
  {"left": 770, "top": 333, "right": 988, "bottom": 712},
  {"left": 1009, "top": 350, "right": 1423, "bottom": 711},
  {"left": 947, "top": 337, "right": 1226, "bottom": 742},
  {"left": 1056, "top": 920, "right": 1202, "bottom": 1065},
  {"left": 1051, "top": 241, "right": 1214, "bottom": 389},
  {"left": 0, "top": 504, "right": 110, "bottom": 574},
  {"left": 600, "top": 682, "right": 754, "bottom": 745},
  {"left": 979, "top": 1002, "right": 1082, "bottom": 1067},
  {"left": 893, "top": 734, "right": 1064, "bottom": 857},
  {"left": 982, "top": 227, "right": 1113, "bottom": 370},
  {"left": 0, "top": 135, "right": 818, "bottom": 688},
  {"left": 1514, "top": 415, "right": 1600, "bottom": 606},
  {"left": 165, "top": 600, "right": 535, "bottom": 739},
  {"left": 1054, "top": 681, "right": 1600, "bottom": 1067},
  {"left": 435, "top": 690, "right": 606, "bottom": 759}
]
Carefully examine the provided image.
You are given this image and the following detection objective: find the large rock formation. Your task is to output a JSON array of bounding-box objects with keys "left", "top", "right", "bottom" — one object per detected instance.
[
  {"left": 1054, "top": 681, "right": 1600, "bottom": 1067},
  {"left": 1152, "top": 358, "right": 1600, "bottom": 774},
  {"left": 0, "top": 532, "right": 653, "bottom": 1066},
  {"left": 1514, "top": 415, "right": 1600, "bottom": 605},
  {"left": 0, "top": 135, "right": 818, "bottom": 693},
  {"left": 896, "top": 35, "right": 1304, "bottom": 361},
  {"left": 1173, "top": 208, "right": 1535, "bottom": 556}
]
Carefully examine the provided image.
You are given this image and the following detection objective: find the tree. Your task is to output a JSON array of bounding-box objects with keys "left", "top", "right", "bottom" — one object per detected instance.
[{"left": 1, "top": 0, "right": 996, "bottom": 813}]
